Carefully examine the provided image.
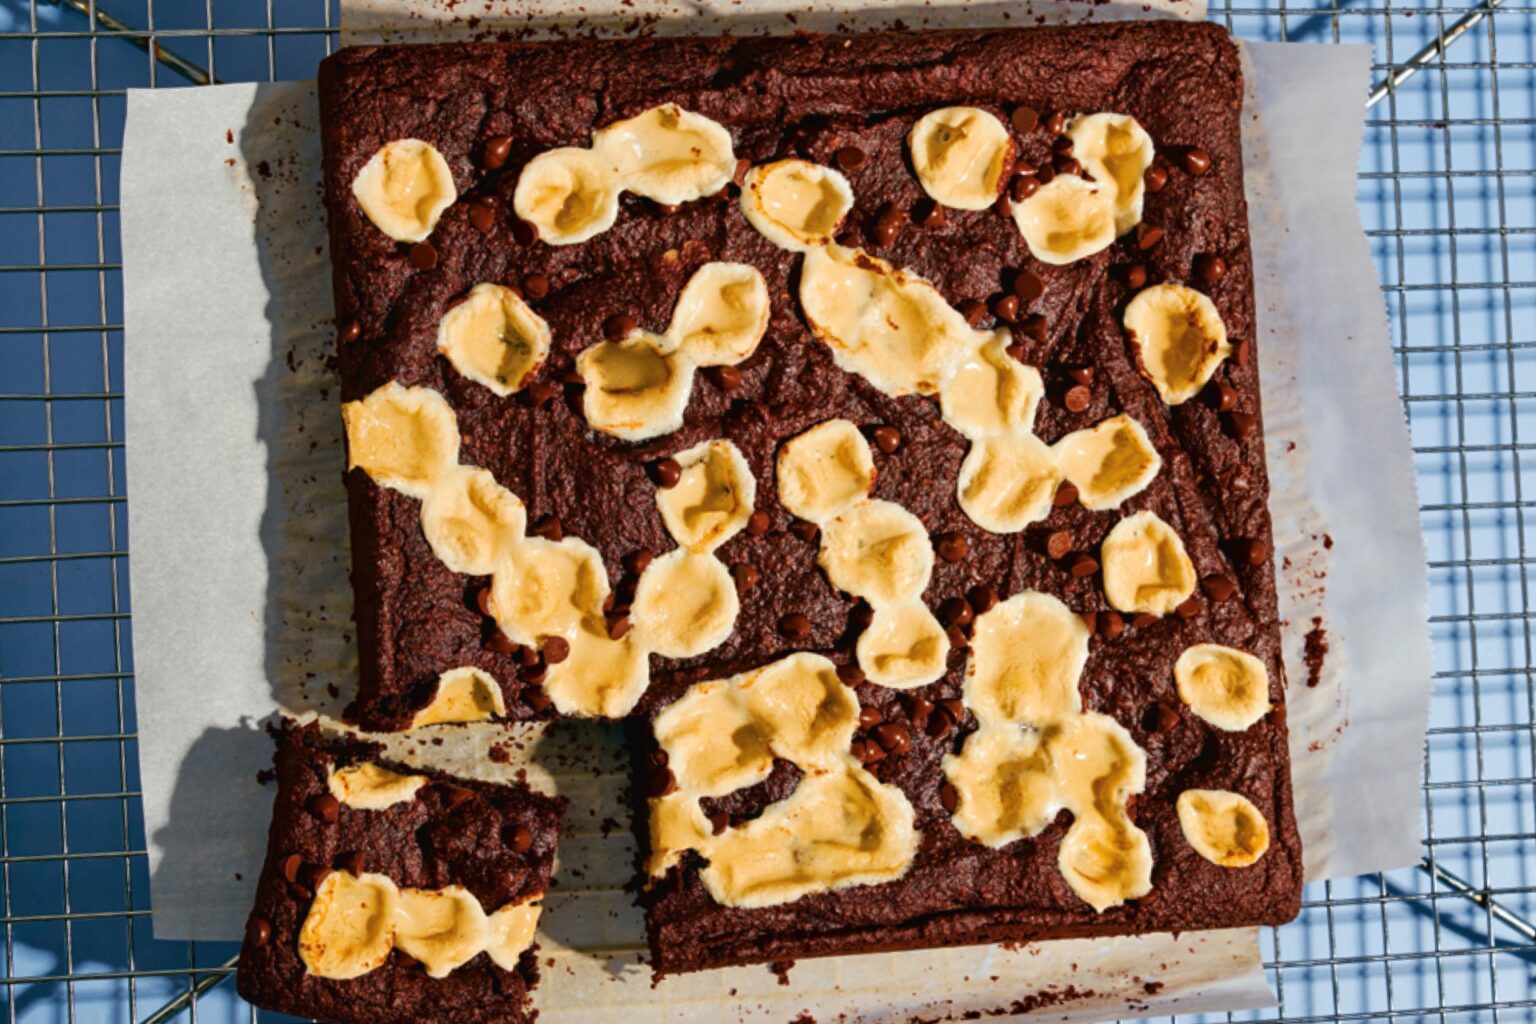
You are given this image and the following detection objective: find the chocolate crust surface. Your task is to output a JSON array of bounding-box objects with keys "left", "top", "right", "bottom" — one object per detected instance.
[
  {"left": 234, "top": 722, "right": 565, "bottom": 1023},
  {"left": 316, "top": 20, "right": 1303, "bottom": 975}
]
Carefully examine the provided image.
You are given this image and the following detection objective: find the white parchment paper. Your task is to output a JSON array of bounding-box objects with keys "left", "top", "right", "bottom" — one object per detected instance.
[{"left": 120, "top": 7, "right": 1430, "bottom": 1021}]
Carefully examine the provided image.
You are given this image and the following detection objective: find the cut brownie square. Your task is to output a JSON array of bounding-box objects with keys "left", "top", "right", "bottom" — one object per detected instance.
[
  {"left": 316, "top": 18, "right": 1302, "bottom": 973},
  {"left": 235, "top": 722, "right": 564, "bottom": 1023}
]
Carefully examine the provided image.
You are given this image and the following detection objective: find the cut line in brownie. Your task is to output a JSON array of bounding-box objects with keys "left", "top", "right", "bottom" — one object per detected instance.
[
  {"left": 235, "top": 721, "right": 565, "bottom": 1023},
  {"left": 315, "top": 20, "right": 1303, "bottom": 973}
]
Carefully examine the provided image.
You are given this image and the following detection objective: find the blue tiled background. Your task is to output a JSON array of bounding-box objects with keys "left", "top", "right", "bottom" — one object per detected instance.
[{"left": 0, "top": 0, "right": 1533, "bottom": 1020}]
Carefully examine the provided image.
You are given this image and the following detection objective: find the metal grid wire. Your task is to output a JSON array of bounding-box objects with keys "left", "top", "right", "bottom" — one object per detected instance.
[{"left": 0, "top": 0, "right": 1532, "bottom": 1020}]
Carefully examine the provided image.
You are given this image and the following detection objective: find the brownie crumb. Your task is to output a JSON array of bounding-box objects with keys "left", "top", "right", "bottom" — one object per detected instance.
[{"left": 1305, "top": 617, "right": 1330, "bottom": 687}]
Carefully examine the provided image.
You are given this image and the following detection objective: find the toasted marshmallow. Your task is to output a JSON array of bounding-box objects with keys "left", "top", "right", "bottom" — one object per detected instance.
[
  {"left": 956, "top": 432, "right": 1061, "bottom": 534},
  {"left": 799, "top": 244, "right": 974, "bottom": 396},
  {"left": 593, "top": 103, "right": 735, "bottom": 205},
  {"left": 1052, "top": 713, "right": 1153, "bottom": 910},
  {"left": 856, "top": 599, "right": 950, "bottom": 689},
  {"left": 489, "top": 536, "right": 610, "bottom": 647},
  {"left": 342, "top": 382, "right": 460, "bottom": 500},
  {"left": 1100, "top": 510, "right": 1197, "bottom": 616},
  {"left": 485, "top": 901, "right": 542, "bottom": 971},
  {"left": 908, "top": 107, "right": 1013, "bottom": 210},
  {"left": 740, "top": 159, "right": 854, "bottom": 252},
  {"left": 1053, "top": 414, "right": 1162, "bottom": 511},
  {"left": 630, "top": 549, "right": 739, "bottom": 660},
  {"left": 543, "top": 622, "right": 649, "bottom": 718},
  {"left": 818, "top": 500, "right": 933, "bottom": 606},
  {"left": 669, "top": 262, "right": 770, "bottom": 366},
  {"left": 965, "top": 590, "right": 1090, "bottom": 728},
  {"left": 655, "top": 439, "right": 756, "bottom": 553},
  {"left": 1177, "top": 789, "right": 1271, "bottom": 867},
  {"left": 740, "top": 653, "right": 860, "bottom": 767},
  {"left": 394, "top": 885, "right": 490, "bottom": 979},
  {"left": 297, "top": 871, "right": 400, "bottom": 980},
  {"left": 351, "top": 139, "right": 456, "bottom": 243},
  {"left": 576, "top": 331, "right": 695, "bottom": 442},
  {"left": 512, "top": 146, "right": 621, "bottom": 246},
  {"left": 1175, "top": 644, "right": 1273, "bottom": 732},
  {"left": 436, "top": 283, "right": 551, "bottom": 396},
  {"left": 940, "top": 336, "right": 1044, "bottom": 439},
  {"left": 328, "top": 762, "right": 428, "bottom": 810},
  {"left": 1011, "top": 174, "right": 1117, "bottom": 266},
  {"left": 1124, "top": 283, "right": 1232, "bottom": 405},
  {"left": 420, "top": 466, "right": 526, "bottom": 576},
  {"left": 776, "top": 419, "right": 877, "bottom": 524},
  {"left": 412, "top": 666, "right": 508, "bottom": 728},
  {"left": 1066, "top": 112, "right": 1155, "bottom": 234}
]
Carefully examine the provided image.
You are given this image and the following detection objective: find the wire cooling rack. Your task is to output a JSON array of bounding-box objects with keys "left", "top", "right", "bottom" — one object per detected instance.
[{"left": 0, "top": 0, "right": 1533, "bottom": 1021}]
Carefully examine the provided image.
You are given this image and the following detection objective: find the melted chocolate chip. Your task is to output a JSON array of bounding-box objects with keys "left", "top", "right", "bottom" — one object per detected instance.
[
  {"left": 408, "top": 241, "right": 438, "bottom": 270},
  {"left": 653, "top": 457, "right": 683, "bottom": 488},
  {"left": 935, "top": 532, "right": 970, "bottom": 563},
  {"left": 1201, "top": 574, "right": 1237, "bottom": 601},
  {"left": 307, "top": 793, "right": 340, "bottom": 824},
  {"left": 872, "top": 425, "right": 902, "bottom": 454},
  {"left": 778, "top": 612, "right": 811, "bottom": 641},
  {"left": 731, "top": 562, "right": 760, "bottom": 592},
  {"left": 1069, "top": 553, "right": 1099, "bottom": 578},
  {"left": 481, "top": 135, "right": 513, "bottom": 170},
  {"left": 604, "top": 313, "right": 638, "bottom": 340},
  {"left": 835, "top": 145, "right": 867, "bottom": 173},
  {"left": 1010, "top": 105, "right": 1040, "bottom": 134},
  {"left": 522, "top": 272, "right": 550, "bottom": 299},
  {"left": 967, "top": 584, "right": 1000, "bottom": 613},
  {"left": 1181, "top": 146, "right": 1213, "bottom": 176}
]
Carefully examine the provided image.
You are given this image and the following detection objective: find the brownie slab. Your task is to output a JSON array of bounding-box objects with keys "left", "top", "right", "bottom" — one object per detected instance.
[
  {"left": 235, "top": 722, "right": 564, "bottom": 1024},
  {"left": 316, "top": 19, "right": 1302, "bottom": 974}
]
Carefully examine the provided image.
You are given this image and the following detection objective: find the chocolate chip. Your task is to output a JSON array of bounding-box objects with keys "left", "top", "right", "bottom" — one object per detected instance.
[
  {"left": 1121, "top": 262, "right": 1148, "bottom": 289},
  {"left": 858, "top": 704, "right": 883, "bottom": 730},
  {"left": 604, "top": 313, "right": 638, "bottom": 340},
  {"left": 530, "top": 515, "right": 563, "bottom": 541},
  {"left": 512, "top": 219, "right": 538, "bottom": 246},
  {"left": 1194, "top": 253, "right": 1228, "bottom": 285},
  {"left": 488, "top": 630, "right": 516, "bottom": 655},
  {"left": 1043, "top": 110, "right": 1066, "bottom": 135},
  {"left": 607, "top": 615, "right": 631, "bottom": 640},
  {"left": 713, "top": 364, "right": 743, "bottom": 390},
  {"left": 1052, "top": 135, "right": 1075, "bottom": 156},
  {"left": 653, "top": 457, "right": 683, "bottom": 488},
  {"left": 307, "top": 793, "right": 340, "bottom": 824},
  {"left": 1144, "top": 701, "right": 1181, "bottom": 734},
  {"left": 519, "top": 660, "right": 548, "bottom": 685},
  {"left": 482, "top": 134, "right": 513, "bottom": 170},
  {"left": 1011, "top": 105, "right": 1040, "bottom": 134},
  {"left": 1209, "top": 380, "right": 1238, "bottom": 412},
  {"left": 935, "top": 531, "right": 969, "bottom": 563},
  {"left": 746, "top": 509, "right": 771, "bottom": 536},
  {"left": 946, "top": 622, "right": 971, "bottom": 650},
  {"left": 524, "top": 381, "right": 559, "bottom": 408},
  {"left": 302, "top": 863, "right": 332, "bottom": 891},
  {"left": 654, "top": 201, "right": 681, "bottom": 216},
  {"left": 542, "top": 636, "right": 570, "bottom": 664},
  {"left": 246, "top": 916, "right": 272, "bottom": 948},
  {"left": 1044, "top": 529, "right": 1073, "bottom": 560},
  {"left": 1144, "top": 164, "right": 1169, "bottom": 193},
  {"left": 731, "top": 562, "right": 759, "bottom": 592},
  {"left": 334, "top": 850, "right": 365, "bottom": 876},
  {"left": 939, "top": 596, "right": 974, "bottom": 627},
  {"left": 281, "top": 854, "right": 304, "bottom": 884},
  {"left": 1021, "top": 314, "right": 1048, "bottom": 345},
  {"left": 1100, "top": 609, "right": 1125, "bottom": 640},
  {"left": 967, "top": 584, "right": 1000, "bottom": 613},
  {"left": 1013, "top": 269, "right": 1045, "bottom": 302},
  {"left": 647, "top": 765, "right": 677, "bottom": 798},
  {"left": 1009, "top": 174, "right": 1040, "bottom": 202},
  {"left": 960, "top": 299, "right": 989, "bottom": 327},
  {"left": 905, "top": 695, "right": 935, "bottom": 728},
  {"left": 778, "top": 612, "right": 811, "bottom": 641},
  {"left": 516, "top": 644, "right": 541, "bottom": 667},
  {"left": 1136, "top": 224, "right": 1164, "bottom": 250},
  {"left": 939, "top": 698, "right": 966, "bottom": 725},
  {"left": 1201, "top": 574, "right": 1237, "bottom": 601},
  {"left": 521, "top": 272, "right": 550, "bottom": 300},
  {"left": 926, "top": 712, "right": 952, "bottom": 739},
  {"left": 1229, "top": 411, "right": 1257, "bottom": 441},
  {"left": 1175, "top": 596, "right": 1202, "bottom": 619},
  {"left": 509, "top": 825, "right": 534, "bottom": 853},
  {"left": 1131, "top": 612, "right": 1158, "bottom": 628},
  {"left": 442, "top": 785, "right": 476, "bottom": 811},
  {"left": 465, "top": 197, "right": 495, "bottom": 232},
  {"left": 1053, "top": 480, "right": 1079, "bottom": 507},
  {"left": 338, "top": 319, "right": 361, "bottom": 344},
  {"left": 1006, "top": 342, "right": 1027, "bottom": 363},
  {"left": 849, "top": 601, "right": 875, "bottom": 632},
  {"left": 476, "top": 586, "right": 493, "bottom": 617},
  {"left": 1181, "top": 146, "right": 1213, "bottom": 176},
  {"left": 1234, "top": 537, "right": 1270, "bottom": 565},
  {"left": 1035, "top": 162, "right": 1055, "bottom": 185},
  {"left": 872, "top": 202, "right": 906, "bottom": 247},
  {"left": 874, "top": 722, "right": 913, "bottom": 755},
  {"left": 1053, "top": 155, "right": 1082, "bottom": 178},
  {"left": 789, "top": 520, "right": 820, "bottom": 543},
  {"left": 1233, "top": 339, "right": 1252, "bottom": 368},
  {"left": 623, "top": 550, "right": 654, "bottom": 576},
  {"left": 835, "top": 145, "right": 867, "bottom": 173},
  {"left": 1063, "top": 384, "right": 1091, "bottom": 413},
  {"left": 872, "top": 425, "right": 902, "bottom": 454},
  {"left": 732, "top": 157, "right": 750, "bottom": 186},
  {"left": 991, "top": 293, "right": 1021, "bottom": 323},
  {"left": 853, "top": 737, "right": 886, "bottom": 765},
  {"left": 1069, "top": 553, "right": 1099, "bottom": 578},
  {"left": 914, "top": 198, "right": 947, "bottom": 229},
  {"left": 524, "top": 686, "right": 552, "bottom": 711},
  {"left": 408, "top": 241, "right": 438, "bottom": 270}
]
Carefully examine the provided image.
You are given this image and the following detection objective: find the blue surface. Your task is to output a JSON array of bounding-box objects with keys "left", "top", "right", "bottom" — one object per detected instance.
[{"left": 1, "top": 0, "right": 1534, "bottom": 1021}]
